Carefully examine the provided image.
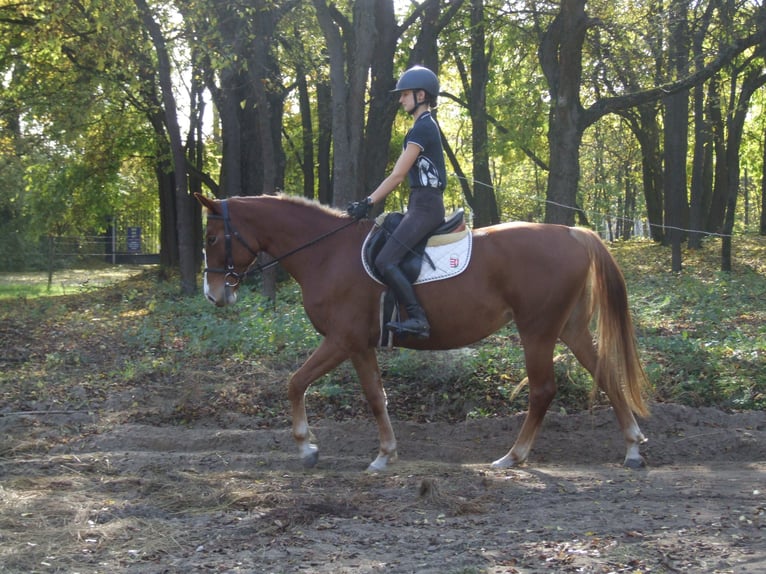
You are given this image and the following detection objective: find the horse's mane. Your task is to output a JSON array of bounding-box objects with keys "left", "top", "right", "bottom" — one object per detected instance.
[{"left": 271, "top": 193, "right": 346, "bottom": 218}]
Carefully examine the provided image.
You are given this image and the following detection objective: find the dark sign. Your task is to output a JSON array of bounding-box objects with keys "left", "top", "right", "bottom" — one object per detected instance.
[{"left": 126, "top": 226, "right": 142, "bottom": 253}]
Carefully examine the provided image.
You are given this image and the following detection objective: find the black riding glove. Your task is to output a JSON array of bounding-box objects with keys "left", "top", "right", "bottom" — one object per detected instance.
[{"left": 347, "top": 197, "right": 373, "bottom": 220}]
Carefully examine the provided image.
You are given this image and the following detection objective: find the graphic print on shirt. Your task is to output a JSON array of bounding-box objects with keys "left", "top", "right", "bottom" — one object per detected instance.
[{"left": 416, "top": 156, "right": 442, "bottom": 188}]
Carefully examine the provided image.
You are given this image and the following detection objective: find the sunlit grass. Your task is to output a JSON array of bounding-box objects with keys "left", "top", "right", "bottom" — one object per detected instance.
[{"left": 0, "top": 266, "right": 148, "bottom": 299}]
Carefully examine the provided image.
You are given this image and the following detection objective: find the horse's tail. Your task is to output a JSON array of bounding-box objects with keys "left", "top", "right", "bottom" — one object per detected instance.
[{"left": 572, "top": 228, "right": 650, "bottom": 417}]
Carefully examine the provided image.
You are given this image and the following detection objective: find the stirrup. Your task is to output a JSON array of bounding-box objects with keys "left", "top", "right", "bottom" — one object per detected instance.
[{"left": 386, "top": 318, "right": 430, "bottom": 339}]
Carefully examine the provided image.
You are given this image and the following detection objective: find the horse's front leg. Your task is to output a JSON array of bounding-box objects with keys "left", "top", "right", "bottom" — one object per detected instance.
[
  {"left": 350, "top": 349, "right": 397, "bottom": 472},
  {"left": 288, "top": 339, "right": 348, "bottom": 468}
]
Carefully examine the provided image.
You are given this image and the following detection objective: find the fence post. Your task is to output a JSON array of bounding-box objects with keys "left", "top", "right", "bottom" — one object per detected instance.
[{"left": 46, "top": 235, "right": 55, "bottom": 290}]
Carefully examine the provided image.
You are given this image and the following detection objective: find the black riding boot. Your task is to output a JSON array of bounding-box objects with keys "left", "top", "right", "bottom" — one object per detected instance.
[{"left": 381, "top": 264, "right": 430, "bottom": 339}]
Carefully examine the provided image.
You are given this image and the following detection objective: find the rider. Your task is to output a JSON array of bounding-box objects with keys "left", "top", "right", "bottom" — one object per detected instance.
[{"left": 348, "top": 65, "right": 447, "bottom": 339}]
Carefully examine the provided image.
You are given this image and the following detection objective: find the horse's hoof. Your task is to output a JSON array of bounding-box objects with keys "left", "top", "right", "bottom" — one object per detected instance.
[
  {"left": 491, "top": 454, "right": 520, "bottom": 469},
  {"left": 367, "top": 452, "right": 395, "bottom": 473},
  {"left": 302, "top": 449, "right": 319, "bottom": 469},
  {"left": 624, "top": 456, "right": 646, "bottom": 469}
]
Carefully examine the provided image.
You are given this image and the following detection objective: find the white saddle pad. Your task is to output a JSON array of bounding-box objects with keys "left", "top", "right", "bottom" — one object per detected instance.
[{"left": 362, "top": 228, "right": 472, "bottom": 285}]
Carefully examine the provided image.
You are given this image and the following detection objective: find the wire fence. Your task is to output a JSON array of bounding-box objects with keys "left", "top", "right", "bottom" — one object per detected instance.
[
  {"left": 455, "top": 173, "right": 764, "bottom": 240},
  {"left": 1, "top": 216, "right": 161, "bottom": 273}
]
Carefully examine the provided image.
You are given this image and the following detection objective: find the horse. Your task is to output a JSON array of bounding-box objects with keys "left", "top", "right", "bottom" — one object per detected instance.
[{"left": 196, "top": 193, "right": 650, "bottom": 472}]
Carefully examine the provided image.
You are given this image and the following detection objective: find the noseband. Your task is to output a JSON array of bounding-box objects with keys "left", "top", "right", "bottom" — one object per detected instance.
[{"left": 204, "top": 200, "right": 260, "bottom": 288}]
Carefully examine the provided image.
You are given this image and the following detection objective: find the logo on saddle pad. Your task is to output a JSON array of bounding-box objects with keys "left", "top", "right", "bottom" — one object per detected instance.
[{"left": 361, "top": 211, "right": 472, "bottom": 285}]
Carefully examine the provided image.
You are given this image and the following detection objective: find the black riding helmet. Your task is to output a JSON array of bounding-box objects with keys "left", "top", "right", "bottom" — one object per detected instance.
[{"left": 391, "top": 65, "right": 439, "bottom": 114}]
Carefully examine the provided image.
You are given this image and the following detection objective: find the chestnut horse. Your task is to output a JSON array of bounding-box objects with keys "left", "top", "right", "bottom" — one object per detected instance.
[{"left": 196, "top": 193, "right": 649, "bottom": 471}]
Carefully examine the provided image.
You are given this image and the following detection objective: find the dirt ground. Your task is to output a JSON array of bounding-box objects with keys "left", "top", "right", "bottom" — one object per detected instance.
[{"left": 1, "top": 401, "right": 764, "bottom": 574}]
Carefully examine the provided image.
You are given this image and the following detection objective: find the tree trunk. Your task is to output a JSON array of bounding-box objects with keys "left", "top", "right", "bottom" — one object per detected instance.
[
  {"left": 619, "top": 101, "right": 664, "bottom": 242},
  {"left": 721, "top": 68, "right": 766, "bottom": 271},
  {"left": 297, "top": 66, "right": 315, "bottom": 200},
  {"left": 634, "top": 105, "right": 664, "bottom": 242},
  {"left": 663, "top": 88, "right": 689, "bottom": 271},
  {"left": 313, "top": 0, "right": 377, "bottom": 208},
  {"left": 688, "top": 1, "right": 716, "bottom": 249},
  {"left": 363, "top": 0, "right": 399, "bottom": 199},
  {"left": 316, "top": 81, "right": 333, "bottom": 204},
  {"left": 621, "top": 160, "right": 636, "bottom": 240},
  {"left": 135, "top": 0, "right": 196, "bottom": 294},
  {"left": 186, "top": 66, "right": 205, "bottom": 271},
  {"left": 707, "top": 76, "right": 728, "bottom": 233},
  {"left": 539, "top": 0, "right": 588, "bottom": 226},
  {"left": 469, "top": 0, "right": 499, "bottom": 228},
  {"left": 250, "top": 2, "right": 278, "bottom": 196},
  {"left": 213, "top": 68, "right": 244, "bottom": 198},
  {"left": 155, "top": 157, "right": 177, "bottom": 269},
  {"left": 663, "top": 0, "right": 690, "bottom": 272},
  {"left": 688, "top": 80, "right": 710, "bottom": 249},
  {"left": 761, "top": 122, "right": 766, "bottom": 236}
]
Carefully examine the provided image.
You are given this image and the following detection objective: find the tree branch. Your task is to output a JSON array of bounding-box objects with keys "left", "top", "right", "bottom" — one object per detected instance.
[{"left": 584, "top": 27, "right": 766, "bottom": 128}]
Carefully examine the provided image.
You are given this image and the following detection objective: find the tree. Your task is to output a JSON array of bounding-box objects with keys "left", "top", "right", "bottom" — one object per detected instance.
[
  {"left": 536, "top": 0, "right": 766, "bottom": 229},
  {"left": 312, "top": 0, "right": 455, "bottom": 209},
  {"left": 538, "top": 0, "right": 590, "bottom": 225},
  {"left": 135, "top": 0, "right": 197, "bottom": 294},
  {"left": 762, "top": 122, "right": 766, "bottom": 235},
  {"left": 688, "top": 0, "right": 718, "bottom": 249},
  {"left": 0, "top": 0, "right": 169, "bottom": 271},
  {"left": 663, "top": 0, "right": 691, "bottom": 272},
  {"left": 453, "top": 0, "right": 499, "bottom": 227},
  {"left": 720, "top": 62, "right": 766, "bottom": 270},
  {"left": 313, "top": 0, "right": 378, "bottom": 208}
]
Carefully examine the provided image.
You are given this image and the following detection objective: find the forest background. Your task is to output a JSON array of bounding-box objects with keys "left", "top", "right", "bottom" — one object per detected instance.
[{"left": 1, "top": 0, "right": 766, "bottom": 294}]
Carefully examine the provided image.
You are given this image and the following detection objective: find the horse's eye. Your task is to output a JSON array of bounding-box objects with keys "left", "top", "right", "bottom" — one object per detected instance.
[{"left": 207, "top": 236, "right": 217, "bottom": 246}]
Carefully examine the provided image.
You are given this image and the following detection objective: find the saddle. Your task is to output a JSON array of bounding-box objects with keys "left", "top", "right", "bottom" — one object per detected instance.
[
  {"left": 362, "top": 210, "right": 468, "bottom": 348},
  {"left": 363, "top": 209, "right": 466, "bottom": 283}
]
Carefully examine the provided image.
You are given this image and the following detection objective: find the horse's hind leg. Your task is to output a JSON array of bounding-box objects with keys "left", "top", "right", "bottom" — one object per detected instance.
[
  {"left": 350, "top": 349, "right": 397, "bottom": 472},
  {"left": 492, "top": 340, "right": 557, "bottom": 468},
  {"left": 559, "top": 317, "right": 647, "bottom": 468},
  {"left": 288, "top": 339, "right": 348, "bottom": 468}
]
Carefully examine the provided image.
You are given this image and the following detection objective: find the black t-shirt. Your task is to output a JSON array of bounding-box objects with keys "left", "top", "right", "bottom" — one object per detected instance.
[{"left": 404, "top": 111, "right": 447, "bottom": 191}]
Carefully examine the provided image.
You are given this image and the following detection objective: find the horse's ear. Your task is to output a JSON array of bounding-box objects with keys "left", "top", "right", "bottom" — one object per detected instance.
[{"left": 195, "top": 192, "right": 221, "bottom": 215}]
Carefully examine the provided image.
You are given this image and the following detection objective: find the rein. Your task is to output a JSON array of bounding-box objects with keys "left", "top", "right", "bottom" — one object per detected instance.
[{"left": 204, "top": 199, "right": 358, "bottom": 287}]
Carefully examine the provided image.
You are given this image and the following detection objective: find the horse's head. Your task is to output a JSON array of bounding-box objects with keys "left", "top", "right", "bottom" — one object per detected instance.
[{"left": 196, "top": 193, "right": 260, "bottom": 307}]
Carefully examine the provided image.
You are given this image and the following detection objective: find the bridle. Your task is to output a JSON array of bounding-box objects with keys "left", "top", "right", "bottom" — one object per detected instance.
[
  {"left": 204, "top": 200, "right": 260, "bottom": 288},
  {"left": 204, "top": 199, "right": 357, "bottom": 288}
]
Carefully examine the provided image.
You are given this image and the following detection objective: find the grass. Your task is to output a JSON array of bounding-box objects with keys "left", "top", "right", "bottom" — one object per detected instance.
[
  {"left": 0, "top": 265, "right": 147, "bottom": 298},
  {"left": 613, "top": 235, "right": 766, "bottom": 410},
  {"left": 0, "top": 235, "right": 764, "bottom": 423}
]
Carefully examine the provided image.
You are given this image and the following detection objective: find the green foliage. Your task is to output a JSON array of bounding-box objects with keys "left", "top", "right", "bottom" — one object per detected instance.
[
  {"left": 128, "top": 279, "right": 320, "bottom": 366},
  {"left": 0, "top": 0, "right": 162, "bottom": 271},
  {"left": 614, "top": 237, "right": 766, "bottom": 411}
]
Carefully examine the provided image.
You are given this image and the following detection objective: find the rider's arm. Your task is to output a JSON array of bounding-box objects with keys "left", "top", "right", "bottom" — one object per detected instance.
[{"left": 367, "top": 142, "right": 421, "bottom": 205}]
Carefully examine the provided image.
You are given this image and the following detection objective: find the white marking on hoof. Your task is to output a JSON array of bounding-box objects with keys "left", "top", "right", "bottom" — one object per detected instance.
[
  {"left": 367, "top": 451, "right": 397, "bottom": 473},
  {"left": 491, "top": 454, "right": 519, "bottom": 469},
  {"left": 300, "top": 444, "right": 319, "bottom": 468}
]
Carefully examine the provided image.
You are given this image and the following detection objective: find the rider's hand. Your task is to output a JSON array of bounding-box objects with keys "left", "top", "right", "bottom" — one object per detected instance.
[{"left": 347, "top": 197, "right": 373, "bottom": 220}]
